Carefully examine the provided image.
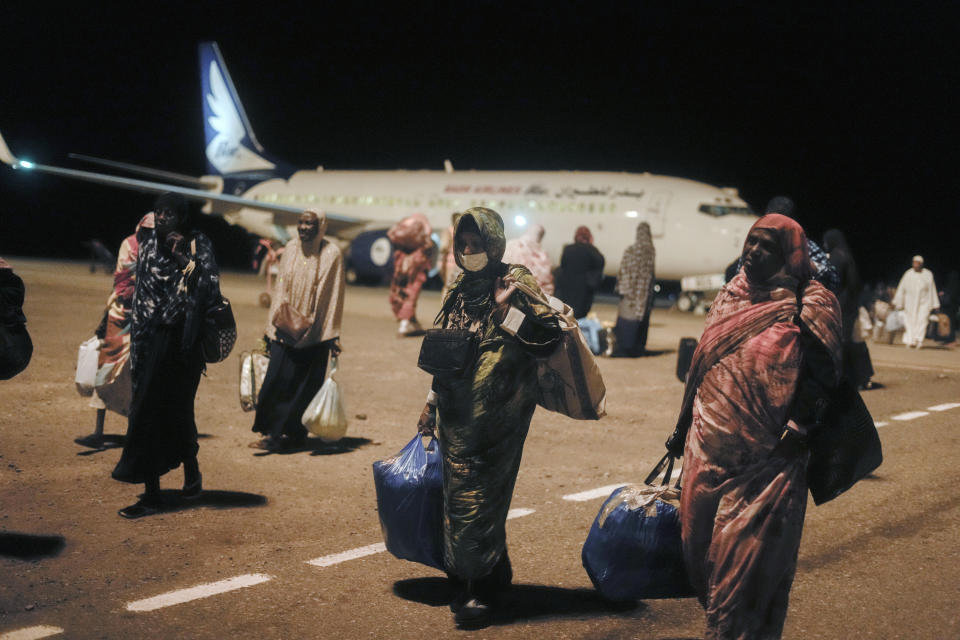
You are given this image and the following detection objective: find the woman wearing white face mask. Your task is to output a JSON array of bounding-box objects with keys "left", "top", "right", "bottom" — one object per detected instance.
[{"left": 415, "top": 208, "right": 561, "bottom": 629}]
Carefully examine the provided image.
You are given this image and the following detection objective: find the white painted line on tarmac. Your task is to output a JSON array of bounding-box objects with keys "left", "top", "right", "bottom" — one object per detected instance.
[
  {"left": 875, "top": 421, "right": 889, "bottom": 428},
  {"left": 562, "top": 484, "right": 627, "bottom": 502},
  {"left": 872, "top": 361, "right": 960, "bottom": 373},
  {"left": 892, "top": 411, "right": 929, "bottom": 421},
  {"left": 927, "top": 402, "right": 960, "bottom": 412},
  {"left": 125, "top": 573, "right": 273, "bottom": 612},
  {"left": 306, "top": 542, "right": 386, "bottom": 568},
  {"left": 507, "top": 508, "right": 535, "bottom": 519},
  {"left": 0, "top": 626, "right": 64, "bottom": 640}
]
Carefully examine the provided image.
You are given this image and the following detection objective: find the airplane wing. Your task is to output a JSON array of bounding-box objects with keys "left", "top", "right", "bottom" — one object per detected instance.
[{"left": 0, "top": 130, "right": 365, "bottom": 236}]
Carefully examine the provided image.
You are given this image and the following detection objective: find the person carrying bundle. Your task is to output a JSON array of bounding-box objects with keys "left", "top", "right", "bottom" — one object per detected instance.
[
  {"left": 416, "top": 207, "right": 560, "bottom": 628},
  {"left": 251, "top": 208, "right": 345, "bottom": 452}
]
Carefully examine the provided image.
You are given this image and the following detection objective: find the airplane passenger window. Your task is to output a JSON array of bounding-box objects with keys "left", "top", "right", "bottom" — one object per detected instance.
[{"left": 698, "top": 204, "right": 753, "bottom": 217}]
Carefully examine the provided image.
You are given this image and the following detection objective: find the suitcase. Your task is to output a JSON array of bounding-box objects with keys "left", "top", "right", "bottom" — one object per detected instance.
[{"left": 676, "top": 338, "right": 697, "bottom": 382}]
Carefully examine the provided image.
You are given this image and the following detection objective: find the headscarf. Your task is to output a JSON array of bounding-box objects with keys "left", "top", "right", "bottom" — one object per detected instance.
[
  {"left": 574, "top": 225, "right": 594, "bottom": 245},
  {"left": 302, "top": 208, "right": 329, "bottom": 243},
  {"left": 615, "top": 222, "right": 656, "bottom": 318},
  {"left": 437, "top": 207, "right": 507, "bottom": 324},
  {"left": 912, "top": 255, "right": 924, "bottom": 265},
  {"left": 744, "top": 213, "right": 811, "bottom": 283},
  {"left": 822, "top": 229, "right": 848, "bottom": 254},
  {"left": 388, "top": 213, "right": 432, "bottom": 251},
  {"left": 502, "top": 223, "right": 553, "bottom": 294}
]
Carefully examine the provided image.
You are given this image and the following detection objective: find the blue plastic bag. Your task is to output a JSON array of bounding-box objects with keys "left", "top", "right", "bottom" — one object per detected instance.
[
  {"left": 372, "top": 434, "right": 445, "bottom": 570},
  {"left": 582, "top": 484, "right": 694, "bottom": 601},
  {"left": 577, "top": 317, "right": 605, "bottom": 355}
]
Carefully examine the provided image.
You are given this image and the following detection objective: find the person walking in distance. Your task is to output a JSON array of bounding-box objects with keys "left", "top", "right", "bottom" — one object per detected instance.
[
  {"left": 612, "top": 221, "right": 656, "bottom": 356},
  {"left": 554, "top": 225, "right": 605, "bottom": 319},
  {"left": 823, "top": 228, "right": 875, "bottom": 389},
  {"left": 892, "top": 255, "right": 940, "bottom": 349},
  {"left": 251, "top": 209, "right": 345, "bottom": 451},
  {"left": 502, "top": 223, "right": 555, "bottom": 295},
  {"left": 78, "top": 213, "right": 154, "bottom": 450},
  {"left": 112, "top": 194, "right": 221, "bottom": 518},
  {"left": 388, "top": 213, "right": 434, "bottom": 336}
]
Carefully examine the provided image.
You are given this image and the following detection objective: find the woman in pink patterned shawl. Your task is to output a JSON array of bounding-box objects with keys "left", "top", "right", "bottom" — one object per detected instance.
[
  {"left": 502, "top": 223, "right": 554, "bottom": 295},
  {"left": 667, "top": 213, "right": 842, "bottom": 639},
  {"left": 78, "top": 213, "right": 154, "bottom": 449}
]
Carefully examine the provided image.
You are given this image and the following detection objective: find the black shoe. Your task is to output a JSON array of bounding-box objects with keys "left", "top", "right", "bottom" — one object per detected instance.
[
  {"left": 454, "top": 598, "right": 492, "bottom": 628},
  {"left": 182, "top": 472, "right": 203, "bottom": 499},
  {"left": 118, "top": 497, "right": 161, "bottom": 519},
  {"left": 449, "top": 589, "right": 469, "bottom": 613}
]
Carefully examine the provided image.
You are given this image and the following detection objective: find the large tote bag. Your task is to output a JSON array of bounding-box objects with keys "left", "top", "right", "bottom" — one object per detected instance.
[
  {"left": 513, "top": 281, "right": 606, "bottom": 420},
  {"left": 807, "top": 379, "right": 883, "bottom": 505}
]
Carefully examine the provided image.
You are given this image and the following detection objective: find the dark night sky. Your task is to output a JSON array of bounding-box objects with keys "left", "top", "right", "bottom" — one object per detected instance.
[{"left": 1, "top": 1, "right": 957, "bottom": 285}]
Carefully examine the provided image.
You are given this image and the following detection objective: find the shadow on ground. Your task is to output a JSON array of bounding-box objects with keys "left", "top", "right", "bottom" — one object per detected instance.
[
  {"left": 75, "top": 433, "right": 125, "bottom": 455},
  {"left": 0, "top": 532, "right": 66, "bottom": 560},
  {"left": 393, "top": 577, "right": 644, "bottom": 628},
  {"left": 76, "top": 432, "right": 213, "bottom": 456},
  {"left": 251, "top": 436, "right": 375, "bottom": 457},
  {"left": 144, "top": 489, "right": 267, "bottom": 515}
]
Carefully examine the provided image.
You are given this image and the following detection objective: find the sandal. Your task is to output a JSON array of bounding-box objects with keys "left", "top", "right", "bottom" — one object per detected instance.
[
  {"left": 249, "top": 437, "right": 280, "bottom": 451},
  {"left": 118, "top": 499, "right": 160, "bottom": 519}
]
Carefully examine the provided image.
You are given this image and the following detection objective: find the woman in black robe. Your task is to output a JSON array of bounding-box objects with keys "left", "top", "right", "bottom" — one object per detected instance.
[
  {"left": 823, "top": 229, "right": 874, "bottom": 389},
  {"left": 554, "top": 226, "right": 605, "bottom": 319},
  {"left": 112, "top": 193, "right": 221, "bottom": 518}
]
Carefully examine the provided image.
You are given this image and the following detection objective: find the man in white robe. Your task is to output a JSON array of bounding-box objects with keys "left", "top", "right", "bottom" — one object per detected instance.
[{"left": 893, "top": 255, "right": 940, "bottom": 348}]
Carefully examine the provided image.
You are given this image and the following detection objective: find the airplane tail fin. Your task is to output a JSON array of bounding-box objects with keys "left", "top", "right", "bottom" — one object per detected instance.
[{"left": 199, "top": 42, "right": 285, "bottom": 177}]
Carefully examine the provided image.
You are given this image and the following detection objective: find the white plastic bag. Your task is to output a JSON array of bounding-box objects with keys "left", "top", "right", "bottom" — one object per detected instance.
[
  {"left": 301, "top": 356, "right": 348, "bottom": 442},
  {"left": 239, "top": 351, "right": 270, "bottom": 412},
  {"left": 884, "top": 310, "right": 905, "bottom": 333},
  {"left": 75, "top": 337, "right": 100, "bottom": 397},
  {"left": 94, "top": 359, "right": 133, "bottom": 416}
]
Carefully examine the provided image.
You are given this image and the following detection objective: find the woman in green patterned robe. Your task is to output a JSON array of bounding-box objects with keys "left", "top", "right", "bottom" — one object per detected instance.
[{"left": 417, "top": 208, "right": 561, "bottom": 627}]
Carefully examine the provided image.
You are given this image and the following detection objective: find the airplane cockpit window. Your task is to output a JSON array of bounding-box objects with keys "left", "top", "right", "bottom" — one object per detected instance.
[{"left": 698, "top": 204, "right": 754, "bottom": 217}]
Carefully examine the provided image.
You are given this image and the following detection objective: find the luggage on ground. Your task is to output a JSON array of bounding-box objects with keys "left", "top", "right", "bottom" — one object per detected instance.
[
  {"left": 301, "top": 355, "right": 348, "bottom": 443},
  {"left": 884, "top": 309, "right": 905, "bottom": 333},
  {"left": 372, "top": 433, "right": 445, "bottom": 570},
  {"left": 238, "top": 350, "right": 270, "bottom": 412},
  {"left": 75, "top": 336, "right": 100, "bottom": 396},
  {"left": 577, "top": 316, "right": 607, "bottom": 356},
  {"left": 582, "top": 456, "right": 694, "bottom": 601}
]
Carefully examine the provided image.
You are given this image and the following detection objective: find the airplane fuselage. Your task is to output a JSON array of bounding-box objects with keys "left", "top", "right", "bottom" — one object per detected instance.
[{"left": 228, "top": 169, "right": 756, "bottom": 280}]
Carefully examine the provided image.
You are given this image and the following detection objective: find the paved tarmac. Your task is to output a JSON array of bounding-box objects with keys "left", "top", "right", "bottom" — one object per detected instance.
[{"left": 1, "top": 259, "right": 958, "bottom": 639}]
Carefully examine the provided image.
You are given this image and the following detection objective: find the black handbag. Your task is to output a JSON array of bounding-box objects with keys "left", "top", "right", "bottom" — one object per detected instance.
[
  {"left": 0, "top": 324, "right": 32, "bottom": 380},
  {"left": 417, "top": 329, "right": 478, "bottom": 377},
  {"left": 806, "top": 378, "right": 883, "bottom": 505},
  {"left": 200, "top": 296, "right": 237, "bottom": 363}
]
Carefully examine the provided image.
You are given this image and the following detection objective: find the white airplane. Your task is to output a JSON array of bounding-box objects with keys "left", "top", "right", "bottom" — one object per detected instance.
[{"left": 0, "top": 42, "right": 756, "bottom": 307}]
